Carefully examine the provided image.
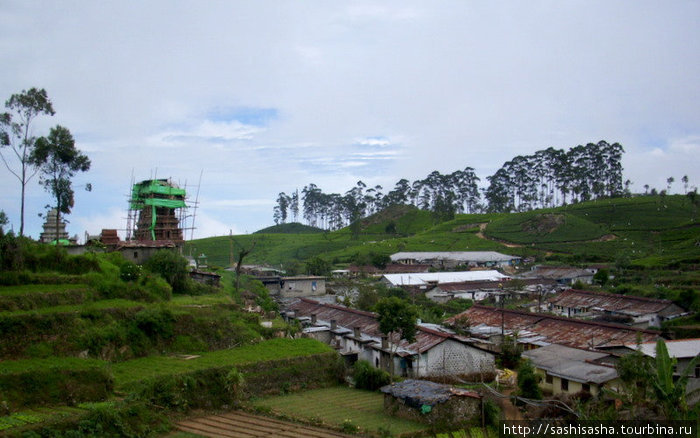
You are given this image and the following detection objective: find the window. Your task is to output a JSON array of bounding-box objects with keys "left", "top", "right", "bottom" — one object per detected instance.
[
  {"left": 545, "top": 373, "right": 553, "bottom": 384},
  {"left": 582, "top": 383, "right": 590, "bottom": 392},
  {"left": 561, "top": 378, "right": 569, "bottom": 391}
]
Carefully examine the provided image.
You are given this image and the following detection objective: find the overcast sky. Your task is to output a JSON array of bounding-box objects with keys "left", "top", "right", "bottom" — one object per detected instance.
[{"left": 1, "top": 1, "right": 699, "bottom": 240}]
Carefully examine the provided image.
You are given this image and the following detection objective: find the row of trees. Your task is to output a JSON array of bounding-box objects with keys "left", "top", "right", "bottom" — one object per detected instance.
[
  {"left": 273, "top": 167, "right": 481, "bottom": 230},
  {"left": 273, "top": 140, "right": 628, "bottom": 228},
  {"left": 0, "top": 88, "right": 90, "bottom": 240}
]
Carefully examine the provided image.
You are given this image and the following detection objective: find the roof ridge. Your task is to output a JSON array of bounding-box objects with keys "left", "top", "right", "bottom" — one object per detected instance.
[
  {"left": 567, "top": 289, "right": 672, "bottom": 304},
  {"left": 469, "top": 304, "right": 660, "bottom": 334}
]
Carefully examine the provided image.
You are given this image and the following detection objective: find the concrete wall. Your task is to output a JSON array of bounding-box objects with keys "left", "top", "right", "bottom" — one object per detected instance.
[
  {"left": 534, "top": 368, "right": 620, "bottom": 397},
  {"left": 383, "top": 393, "right": 481, "bottom": 428},
  {"left": 280, "top": 278, "right": 326, "bottom": 298},
  {"left": 416, "top": 340, "right": 495, "bottom": 378}
]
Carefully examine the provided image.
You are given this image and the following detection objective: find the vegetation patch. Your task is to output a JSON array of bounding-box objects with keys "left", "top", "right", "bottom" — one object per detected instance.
[
  {"left": 0, "top": 357, "right": 112, "bottom": 411},
  {"left": 253, "top": 386, "right": 427, "bottom": 436}
]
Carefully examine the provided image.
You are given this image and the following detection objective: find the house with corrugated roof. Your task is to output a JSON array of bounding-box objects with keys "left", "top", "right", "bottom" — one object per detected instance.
[
  {"left": 446, "top": 304, "right": 660, "bottom": 350},
  {"left": 282, "top": 298, "right": 495, "bottom": 379},
  {"left": 518, "top": 265, "right": 596, "bottom": 285},
  {"left": 548, "top": 289, "right": 688, "bottom": 328},
  {"left": 522, "top": 344, "right": 620, "bottom": 396}
]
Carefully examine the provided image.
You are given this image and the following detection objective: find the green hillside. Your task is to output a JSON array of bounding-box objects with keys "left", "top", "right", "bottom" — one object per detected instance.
[{"left": 188, "top": 195, "right": 699, "bottom": 269}]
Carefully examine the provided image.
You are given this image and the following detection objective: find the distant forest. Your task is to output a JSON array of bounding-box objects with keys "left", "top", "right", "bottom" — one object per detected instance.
[{"left": 273, "top": 140, "right": 629, "bottom": 229}]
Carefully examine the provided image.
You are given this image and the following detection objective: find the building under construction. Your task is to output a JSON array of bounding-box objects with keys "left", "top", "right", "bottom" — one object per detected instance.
[{"left": 126, "top": 179, "right": 189, "bottom": 244}]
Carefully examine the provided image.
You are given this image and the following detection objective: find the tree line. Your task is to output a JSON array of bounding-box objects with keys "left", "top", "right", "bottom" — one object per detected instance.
[{"left": 273, "top": 140, "right": 631, "bottom": 229}]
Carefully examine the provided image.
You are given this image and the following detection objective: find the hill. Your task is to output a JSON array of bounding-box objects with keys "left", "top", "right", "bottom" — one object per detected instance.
[
  {"left": 254, "top": 222, "right": 325, "bottom": 234},
  {"left": 187, "top": 195, "right": 699, "bottom": 272}
]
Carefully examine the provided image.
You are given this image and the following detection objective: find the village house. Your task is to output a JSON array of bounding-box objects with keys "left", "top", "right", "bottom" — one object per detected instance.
[
  {"left": 518, "top": 265, "right": 596, "bottom": 285},
  {"left": 258, "top": 275, "right": 326, "bottom": 298},
  {"left": 282, "top": 298, "right": 496, "bottom": 379},
  {"left": 547, "top": 289, "right": 688, "bottom": 328},
  {"left": 390, "top": 251, "right": 521, "bottom": 269},
  {"left": 380, "top": 379, "right": 482, "bottom": 428},
  {"left": 447, "top": 304, "right": 660, "bottom": 351},
  {"left": 425, "top": 278, "right": 558, "bottom": 304},
  {"left": 522, "top": 344, "right": 620, "bottom": 396}
]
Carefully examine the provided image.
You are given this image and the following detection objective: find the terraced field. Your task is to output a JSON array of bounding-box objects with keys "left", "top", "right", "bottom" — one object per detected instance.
[{"left": 177, "top": 411, "right": 356, "bottom": 438}]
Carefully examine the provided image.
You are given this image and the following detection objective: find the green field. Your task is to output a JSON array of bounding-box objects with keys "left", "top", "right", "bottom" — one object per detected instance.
[{"left": 252, "top": 386, "right": 428, "bottom": 436}]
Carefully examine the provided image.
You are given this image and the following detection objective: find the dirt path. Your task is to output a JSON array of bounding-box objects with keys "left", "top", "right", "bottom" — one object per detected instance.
[
  {"left": 498, "top": 387, "right": 524, "bottom": 421},
  {"left": 176, "top": 411, "right": 358, "bottom": 438},
  {"left": 475, "top": 223, "right": 523, "bottom": 248}
]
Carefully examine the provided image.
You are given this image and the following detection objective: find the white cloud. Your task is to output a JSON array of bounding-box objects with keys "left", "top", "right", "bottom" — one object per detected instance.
[{"left": 1, "top": 1, "right": 699, "bottom": 237}]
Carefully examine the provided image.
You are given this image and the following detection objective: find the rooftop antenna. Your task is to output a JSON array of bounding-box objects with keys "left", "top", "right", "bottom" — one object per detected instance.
[{"left": 190, "top": 169, "right": 203, "bottom": 241}]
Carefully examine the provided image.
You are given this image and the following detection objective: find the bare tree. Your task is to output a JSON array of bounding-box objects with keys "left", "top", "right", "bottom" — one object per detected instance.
[{"left": 0, "top": 88, "right": 55, "bottom": 236}]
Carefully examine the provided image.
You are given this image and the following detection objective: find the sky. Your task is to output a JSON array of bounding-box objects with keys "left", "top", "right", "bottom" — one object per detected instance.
[{"left": 1, "top": 1, "right": 699, "bottom": 240}]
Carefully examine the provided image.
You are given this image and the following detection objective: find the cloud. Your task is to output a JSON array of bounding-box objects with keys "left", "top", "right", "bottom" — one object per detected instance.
[{"left": 1, "top": 1, "right": 699, "bottom": 237}]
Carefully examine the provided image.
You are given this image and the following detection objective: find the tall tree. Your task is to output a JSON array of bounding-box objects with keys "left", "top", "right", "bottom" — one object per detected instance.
[
  {"left": 375, "top": 297, "right": 418, "bottom": 380},
  {"left": 0, "top": 88, "right": 55, "bottom": 236},
  {"left": 31, "top": 125, "right": 90, "bottom": 243}
]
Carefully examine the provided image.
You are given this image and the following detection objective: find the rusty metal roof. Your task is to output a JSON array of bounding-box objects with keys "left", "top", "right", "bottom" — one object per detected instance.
[
  {"left": 548, "top": 289, "right": 683, "bottom": 316},
  {"left": 449, "top": 304, "right": 659, "bottom": 349},
  {"left": 287, "top": 298, "right": 466, "bottom": 355}
]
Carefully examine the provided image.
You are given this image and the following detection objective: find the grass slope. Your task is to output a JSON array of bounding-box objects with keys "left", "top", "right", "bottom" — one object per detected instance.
[
  {"left": 188, "top": 195, "right": 698, "bottom": 268},
  {"left": 253, "top": 386, "right": 427, "bottom": 436}
]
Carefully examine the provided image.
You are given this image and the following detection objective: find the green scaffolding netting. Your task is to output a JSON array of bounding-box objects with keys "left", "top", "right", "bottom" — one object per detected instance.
[{"left": 129, "top": 180, "right": 187, "bottom": 240}]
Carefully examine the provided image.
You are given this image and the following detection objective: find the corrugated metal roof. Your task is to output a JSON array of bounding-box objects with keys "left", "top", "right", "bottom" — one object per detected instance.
[
  {"left": 519, "top": 267, "right": 593, "bottom": 281},
  {"left": 549, "top": 289, "right": 682, "bottom": 316},
  {"left": 449, "top": 304, "right": 659, "bottom": 349},
  {"left": 523, "top": 344, "right": 618, "bottom": 384},
  {"left": 634, "top": 338, "right": 700, "bottom": 359},
  {"left": 382, "top": 271, "right": 509, "bottom": 286},
  {"left": 287, "top": 298, "right": 467, "bottom": 355},
  {"left": 390, "top": 251, "right": 520, "bottom": 263}
]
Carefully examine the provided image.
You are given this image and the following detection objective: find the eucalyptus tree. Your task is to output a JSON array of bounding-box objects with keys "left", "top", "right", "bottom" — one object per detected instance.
[
  {"left": 31, "top": 125, "right": 90, "bottom": 243},
  {"left": 274, "top": 192, "right": 291, "bottom": 224},
  {"left": 0, "top": 88, "right": 56, "bottom": 236},
  {"left": 290, "top": 189, "right": 299, "bottom": 222}
]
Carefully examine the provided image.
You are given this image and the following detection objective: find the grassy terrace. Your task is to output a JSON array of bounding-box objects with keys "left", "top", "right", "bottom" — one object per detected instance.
[
  {"left": 253, "top": 386, "right": 427, "bottom": 436},
  {"left": 111, "top": 338, "right": 333, "bottom": 388},
  {"left": 0, "top": 298, "right": 145, "bottom": 316}
]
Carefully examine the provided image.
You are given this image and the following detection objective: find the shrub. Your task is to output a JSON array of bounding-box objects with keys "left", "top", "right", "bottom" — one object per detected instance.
[
  {"left": 143, "top": 250, "right": 189, "bottom": 293},
  {"left": 516, "top": 359, "right": 542, "bottom": 400},
  {"left": 352, "top": 360, "right": 390, "bottom": 391}
]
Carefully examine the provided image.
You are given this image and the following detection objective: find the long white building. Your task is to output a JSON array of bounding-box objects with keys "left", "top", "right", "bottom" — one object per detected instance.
[{"left": 380, "top": 270, "right": 509, "bottom": 287}]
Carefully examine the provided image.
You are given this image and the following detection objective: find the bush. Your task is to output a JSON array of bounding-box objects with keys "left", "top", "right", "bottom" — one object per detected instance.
[
  {"left": 516, "top": 359, "right": 542, "bottom": 400},
  {"left": 143, "top": 250, "right": 189, "bottom": 293},
  {"left": 352, "top": 360, "right": 390, "bottom": 391}
]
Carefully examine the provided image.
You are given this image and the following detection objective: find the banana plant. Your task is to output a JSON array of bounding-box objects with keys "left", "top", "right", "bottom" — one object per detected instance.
[{"left": 651, "top": 339, "right": 700, "bottom": 420}]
